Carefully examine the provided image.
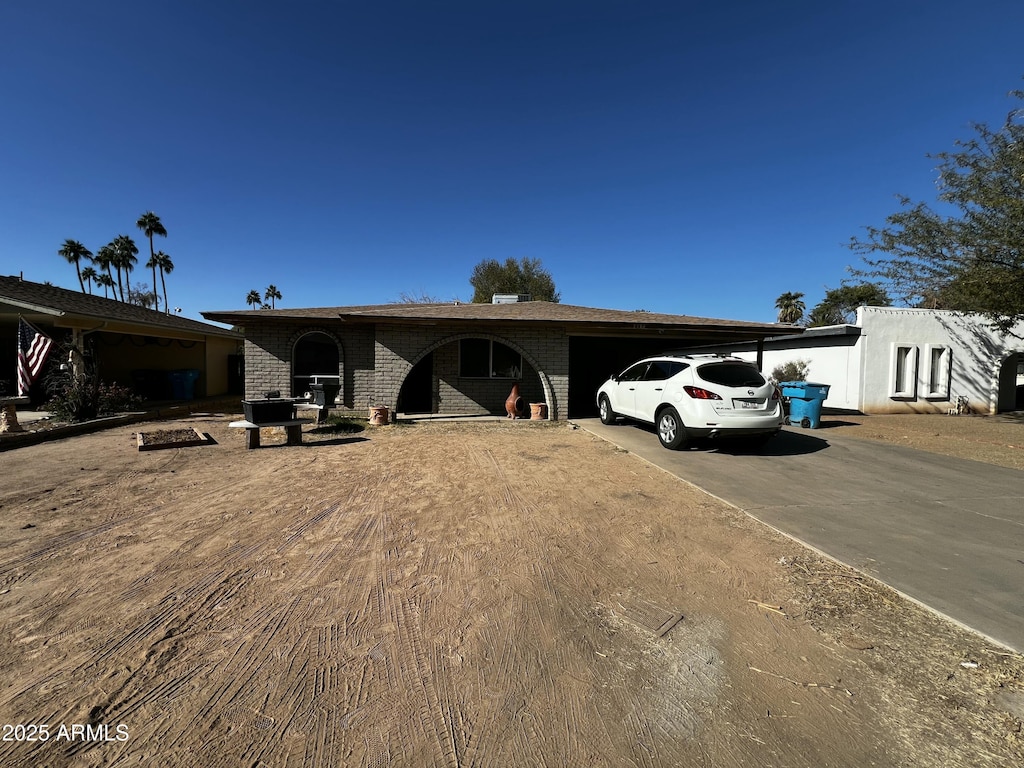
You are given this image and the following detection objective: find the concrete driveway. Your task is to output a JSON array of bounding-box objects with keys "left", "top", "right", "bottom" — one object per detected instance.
[{"left": 576, "top": 418, "right": 1024, "bottom": 652}]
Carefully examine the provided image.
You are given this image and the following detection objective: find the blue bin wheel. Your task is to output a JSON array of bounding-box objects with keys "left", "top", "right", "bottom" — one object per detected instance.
[{"left": 800, "top": 417, "right": 811, "bottom": 429}]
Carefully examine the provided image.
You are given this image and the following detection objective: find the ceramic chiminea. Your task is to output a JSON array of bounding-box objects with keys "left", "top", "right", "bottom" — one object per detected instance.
[{"left": 505, "top": 383, "right": 524, "bottom": 419}]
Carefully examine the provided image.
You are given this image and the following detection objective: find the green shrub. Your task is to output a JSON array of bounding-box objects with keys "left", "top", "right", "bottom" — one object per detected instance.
[
  {"left": 45, "top": 375, "right": 98, "bottom": 422},
  {"left": 46, "top": 377, "right": 141, "bottom": 423},
  {"left": 770, "top": 359, "right": 810, "bottom": 383}
]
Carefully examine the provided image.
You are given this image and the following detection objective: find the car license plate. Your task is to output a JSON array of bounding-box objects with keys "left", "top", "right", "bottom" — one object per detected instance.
[{"left": 735, "top": 399, "right": 761, "bottom": 409}]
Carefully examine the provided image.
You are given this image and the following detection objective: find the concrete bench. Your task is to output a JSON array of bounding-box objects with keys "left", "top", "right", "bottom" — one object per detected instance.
[
  {"left": 293, "top": 402, "right": 327, "bottom": 423},
  {"left": 229, "top": 418, "right": 312, "bottom": 449}
]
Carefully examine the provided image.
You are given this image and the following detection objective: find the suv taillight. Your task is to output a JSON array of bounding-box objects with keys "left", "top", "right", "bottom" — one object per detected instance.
[{"left": 683, "top": 386, "right": 723, "bottom": 400}]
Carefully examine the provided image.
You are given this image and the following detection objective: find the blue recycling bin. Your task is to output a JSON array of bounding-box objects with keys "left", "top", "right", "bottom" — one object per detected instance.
[
  {"left": 780, "top": 381, "right": 830, "bottom": 429},
  {"left": 169, "top": 369, "right": 201, "bottom": 401}
]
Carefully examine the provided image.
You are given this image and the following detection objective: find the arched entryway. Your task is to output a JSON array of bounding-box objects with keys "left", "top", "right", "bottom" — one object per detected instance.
[
  {"left": 393, "top": 333, "right": 555, "bottom": 418},
  {"left": 397, "top": 352, "right": 434, "bottom": 414},
  {"left": 292, "top": 331, "right": 341, "bottom": 397},
  {"left": 996, "top": 351, "right": 1024, "bottom": 412}
]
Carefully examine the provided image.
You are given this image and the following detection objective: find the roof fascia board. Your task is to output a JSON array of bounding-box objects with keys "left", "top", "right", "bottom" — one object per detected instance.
[
  {"left": 53, "top": 317, "right": 213, "bottom": 341},
  {"left": 50, "top": 313, "right": 240, "bottom": 339},
  {"left": 567, "top": 326, "right": 792, "bottom": 339},
  {"left": 203, "top": 309, "right": 795, "bottom": 337},
  {"left": 0, "top": 298, "right": 65, "bottom": 316}
]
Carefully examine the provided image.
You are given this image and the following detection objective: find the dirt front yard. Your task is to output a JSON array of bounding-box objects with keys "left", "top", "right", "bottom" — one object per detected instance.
[{"left": 0, "top": 414, "right": 1021, "bottom": 767}]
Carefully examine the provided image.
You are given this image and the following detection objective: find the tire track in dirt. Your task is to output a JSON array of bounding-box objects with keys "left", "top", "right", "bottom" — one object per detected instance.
[
  {"left": 457, "top": 438, "right": 724, "bottom": 766},
  {"left": 456, "top": 442, "right": 577, "bottom": 766},
  {"left": 124, "top": 468, "right": 396, "bottom": 766},
  {"left": 2, "top": 485, "right": 370, "bottom": 767},
  {"left": 283, "top": 459, "right": 408, "bottom": 768},
  {"left": 0, "top": 517, "right": 132, "bottom": 579}
]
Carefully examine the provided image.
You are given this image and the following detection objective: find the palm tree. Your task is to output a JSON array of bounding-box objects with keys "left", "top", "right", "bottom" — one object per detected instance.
[
  {"left": 137, "top": 212, "right": 167, "bottom": 311},
  {"left": 246, "top": 290, "right": 264, "bottom": 308},
  {"left": 94, "top": 245, "right": 116, "bottom": 293},
  {"left": 95, "top": 272, "right": 115, "bottom": 299},
  {"left": 58, "top": 239, "right": 93, "bottom": 292},
  {"left": 111, "top": 235, "right": 139, "bottom": 301},
  {"left": 774, "top": 292, "right": 806, "bottom": 324},
  {"left": 152, "top": 251, "right": 174, "bottom": 314},
  {"left": 264, "top": 284, "right": 281, "bottom": 309},
  {"left": 101, "top": 240, "right": 123, "bottom": 300},
  {"left": 80, "top": 266, "right": 98, "bottom": 294}
]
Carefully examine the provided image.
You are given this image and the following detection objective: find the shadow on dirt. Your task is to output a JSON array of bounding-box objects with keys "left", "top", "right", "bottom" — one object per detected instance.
[
  {"left": 257, "top": 436, "right": 371, "bottom": 449},
  {"left": 302, "top": 435, "right": 370, "bottom": 448}
]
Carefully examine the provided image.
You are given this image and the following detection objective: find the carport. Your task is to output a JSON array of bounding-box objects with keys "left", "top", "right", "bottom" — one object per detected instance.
[{"left": 566, "top": 321, "right": 798, "bottom": 419}]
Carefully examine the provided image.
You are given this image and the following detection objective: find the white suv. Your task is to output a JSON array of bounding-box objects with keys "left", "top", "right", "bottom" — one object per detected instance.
[{"left": 596, "top": 354, "right": 783, "bottom": 450}]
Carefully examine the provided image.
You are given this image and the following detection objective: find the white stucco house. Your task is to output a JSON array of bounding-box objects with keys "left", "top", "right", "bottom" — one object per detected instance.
[{"left": 709, "top": 307, "right": 1024, "bottom": 415}]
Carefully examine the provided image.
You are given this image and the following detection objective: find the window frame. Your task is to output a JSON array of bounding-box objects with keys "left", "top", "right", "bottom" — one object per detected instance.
[
  {"left": 291, "top": 331, "right": 340, "bottom": 397},
  {"left": 458, "top": 339, "right": 523, "bottom": 379},
  {"left": 922, "top": 344, "right": 951, "bottom": 399},
  {"left": 889, "top": 343, "right": 918, "bottom": 398}
]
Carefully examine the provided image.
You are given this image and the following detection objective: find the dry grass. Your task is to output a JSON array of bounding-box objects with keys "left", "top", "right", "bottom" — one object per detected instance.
[{"left": 820, "top": 412, "right": 1024, "bottom": 470}]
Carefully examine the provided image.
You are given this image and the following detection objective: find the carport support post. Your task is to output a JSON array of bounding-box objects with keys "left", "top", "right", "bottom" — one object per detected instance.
[
  {"left": 71, "top": 328, "right": 85, "bottom": 381},
  {"left": 756, "top": 338, "right": 764, "bottom": 372}
]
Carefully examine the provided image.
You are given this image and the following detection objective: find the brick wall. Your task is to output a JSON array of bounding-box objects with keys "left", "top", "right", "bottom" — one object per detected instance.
[
  {"left": 244, "top": 324, "right": 374, "bottom": 407},
  {"left": 244, "top": 320, "right": 569, "bottom": 419},
  {"left": 375, "top": 323, "right": 568, "bottom": 419},
  {"left": 433, "top": 344, "right": 545, "bottom": 414},
  {"left": 243, "top": 324, "right": 294, "bottom": 399}
]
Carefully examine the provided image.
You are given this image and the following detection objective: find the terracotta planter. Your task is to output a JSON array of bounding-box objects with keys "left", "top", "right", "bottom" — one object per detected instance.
[
  {"left": 369, "top": 406, "right": 390, "bottom": 426},
  {"left": 505, "top": 384, "right": 523, "bottom": 419},
  {"left": 529, "top": 402, "right": 548, "bottom": 420}
]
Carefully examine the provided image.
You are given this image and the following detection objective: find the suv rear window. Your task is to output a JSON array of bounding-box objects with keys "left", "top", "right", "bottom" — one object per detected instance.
[{"left": 697, "top": 362, "right": 765, "bottom": 387}]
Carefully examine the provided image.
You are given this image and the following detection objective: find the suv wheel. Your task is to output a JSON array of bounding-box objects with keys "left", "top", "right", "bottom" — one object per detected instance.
[
  {"left": 656, "top": 407, "right": 688, "bottom": 450},
  {"left": 598, "top": 395, "right": 616, "bottom": 425}
]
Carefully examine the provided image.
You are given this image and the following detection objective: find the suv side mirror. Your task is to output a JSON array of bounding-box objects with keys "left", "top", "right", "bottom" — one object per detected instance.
[{"left": 610, "top": 373, "right": 619, "bottom": 382}]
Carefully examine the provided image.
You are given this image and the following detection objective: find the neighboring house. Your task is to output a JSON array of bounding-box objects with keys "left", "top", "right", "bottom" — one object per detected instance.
[
  {"left": 706, "top": 306, "right": 1024, "bottom": 415},
  {"left": 1, "top": 275, "right": 243, "bottom": 405},
  {"left": 202, "top": 300, "right": 798, "bottom": 420}
]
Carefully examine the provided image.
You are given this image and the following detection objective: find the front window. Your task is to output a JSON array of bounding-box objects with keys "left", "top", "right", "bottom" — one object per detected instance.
[
  {"left": 292, "top": 332, "right": 339, "bottom": 396},
  {"left": 923, "top": 344, "right": 950, "bottom": 398},
  {"left": 459, "top": 339, "right": 522, "bottom": 378},
  {"left": 889, "top": 343, "right": 918, "bottom": 398}
]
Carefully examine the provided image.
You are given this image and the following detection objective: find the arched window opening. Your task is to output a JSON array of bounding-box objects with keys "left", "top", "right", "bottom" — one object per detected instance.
[{"left": 292, "top": 332, "right": 339, "bottom": 397}]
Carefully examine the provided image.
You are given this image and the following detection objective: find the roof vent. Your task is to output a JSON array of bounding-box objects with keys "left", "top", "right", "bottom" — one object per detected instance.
[{"left": 492, "top": 293, "right": 532, "bottom": 304}]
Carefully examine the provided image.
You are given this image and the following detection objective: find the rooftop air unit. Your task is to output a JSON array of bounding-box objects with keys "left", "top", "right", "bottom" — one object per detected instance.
[{"left": 492, "top": 293, "right": 532, "bottom": 304}]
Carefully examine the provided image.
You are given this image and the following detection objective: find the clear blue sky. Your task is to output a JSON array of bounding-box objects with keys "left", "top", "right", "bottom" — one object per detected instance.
[{"left": 2, "top": 1, "right": 1023, "bottom": 324}]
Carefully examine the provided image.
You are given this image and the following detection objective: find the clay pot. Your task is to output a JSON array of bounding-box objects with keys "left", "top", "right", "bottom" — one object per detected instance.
[
  {"left": 505, "top": 383, "right": 523, "bottom": 419},
  {"left": 529, "top": 402, "right": 548, "bottom": 420},
  {"left": 369, "top": 406, "right": 390, "bottom": 426}
]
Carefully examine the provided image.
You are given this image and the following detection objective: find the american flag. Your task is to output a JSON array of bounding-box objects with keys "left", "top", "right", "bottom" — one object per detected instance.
[{"left": 17, "top": 318, "right": 53, "bottom": 397}]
